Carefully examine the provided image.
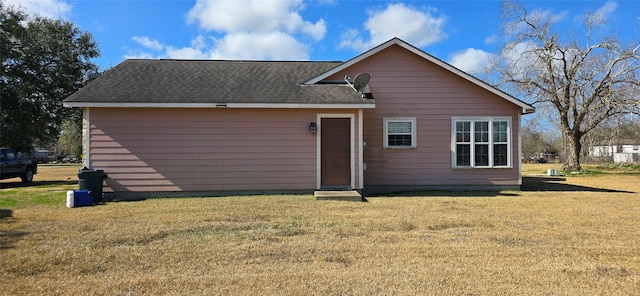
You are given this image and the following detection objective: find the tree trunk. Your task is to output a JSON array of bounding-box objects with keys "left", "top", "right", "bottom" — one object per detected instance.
[{"left": 562, "top": 133, "right": 583, "bottom": 172}]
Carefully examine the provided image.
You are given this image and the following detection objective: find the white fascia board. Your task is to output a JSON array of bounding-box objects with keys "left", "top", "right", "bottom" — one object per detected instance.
[{"left": 63, "top": 102, "right": 376, "bottom": 109}]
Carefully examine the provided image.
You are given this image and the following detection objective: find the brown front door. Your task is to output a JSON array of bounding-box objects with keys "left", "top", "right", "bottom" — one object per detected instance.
[{"left": 321, "top": 118, "right": 351, "bottom": 188}]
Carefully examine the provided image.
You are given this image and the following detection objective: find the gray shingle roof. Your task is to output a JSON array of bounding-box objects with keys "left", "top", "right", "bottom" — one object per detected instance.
[{"left": 64, "top": 59, "right": 371, "bottom": 105}]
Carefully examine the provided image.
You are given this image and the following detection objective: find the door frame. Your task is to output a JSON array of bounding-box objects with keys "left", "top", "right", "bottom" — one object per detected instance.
[{"left": 316, "top": 113, "right": 355, "bottom": 189}]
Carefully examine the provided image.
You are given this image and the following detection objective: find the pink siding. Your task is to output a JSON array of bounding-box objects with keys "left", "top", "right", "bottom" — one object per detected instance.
[
  {"left": 328, "top": 44, "right": 523, "bottom": 187},
  {"left": 86, "top": 43, "right": 525, "bottom": 195},
  {"left": 88, "top": 108, "right": 361, "bottom": 193}
]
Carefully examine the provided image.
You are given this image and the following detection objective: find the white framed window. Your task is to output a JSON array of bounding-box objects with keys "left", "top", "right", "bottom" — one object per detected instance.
[
  {"left": 452, "top": 117, "right": 511, "bottom": 168},
  {"left": 383, "top": 117, "right": 416, "bottom": 149}
]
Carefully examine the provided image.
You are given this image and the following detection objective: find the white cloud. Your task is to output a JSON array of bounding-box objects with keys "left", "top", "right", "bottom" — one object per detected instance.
[
  {"left": 449, "top": 48, "right": 494, "bottom": 74},
  {"left": 530, "top": 8, "right": 568, "bottom": 24},
  {"left": 582, "top": 1, "right": 618, "bottom": 25},
  {"left": 189, "top": 35, "right": 208, "bottom": 51},
  {"left": 166, "top": 47, "right": 208, "bottom": 60},
  {"left": 300, "top": 19, "right": 327, "bottom": 41},
  {"left": 339, "top": 3, "right": 446, "bottom": 51},
  {"left": 502, "top": 41, "right": 537, "bottom": 65},
  {"left": 126, "top": 33, "right": 308, "bottom": 61},
  {"left": 210, "top": 32, "right": 309, "bottom": 60},
  {"left": 173, "top": 0, "right": 326, "bottom": 60},
  {"left": 484, "top": 34, "right": 498, "bottom": 44},
  {"left": 338, "top": 29, "right": 367, "bottom": 52},
  {"left": 499, "top": 41, "right": 549, "bottom": 81},
  {"left": 166, "top": 35, "right": 209, "bottom": 60},
  {"left": 504, "top": 7, "right": 568, "bottom": 36},
  {"left": 596, "top": 1, "right": 617, "bottom": 20},
  {"left": 186, "top": 0, "right": 325, "bottom": 40},
  {"left": 124, "top": 50, "right": 157, "bottom": 60},
  {"left": 132, "top": 36, "right": 165, "bottom": 51},
  {"left": 127, "top": 36, "right": 208, "bottom": 60},
  {"left": 4, "top": 0, "right": 71, "bottom": 19}
]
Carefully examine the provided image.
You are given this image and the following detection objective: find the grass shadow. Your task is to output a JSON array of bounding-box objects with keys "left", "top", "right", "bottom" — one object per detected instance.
[
  {"left": 370, "top": 190, "right": 520, "bottom": 198},
  {"left": 0, "top": 210, "right": 29, "bottom": 250},
  {"left": 521, "top": 176, "right": 636, "bottom": 193},
  {"left": 0, "top": 180, "right": 77, "bottom": 189},
  {"left": 0, "top": 209, "right": 13, "bottom": 219},
  {"left": 0, "top": 229, "right": 30, "bottom": 250}
]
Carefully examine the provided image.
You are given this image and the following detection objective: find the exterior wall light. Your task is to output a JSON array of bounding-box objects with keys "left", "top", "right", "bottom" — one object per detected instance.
[{"left": 309, "top": 122, "right": 317, "bottom": 134}]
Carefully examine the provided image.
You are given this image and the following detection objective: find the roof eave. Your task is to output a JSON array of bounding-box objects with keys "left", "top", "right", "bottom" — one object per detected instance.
[{"left": 63, "top": 102, "right": 376, "bottom": 109}]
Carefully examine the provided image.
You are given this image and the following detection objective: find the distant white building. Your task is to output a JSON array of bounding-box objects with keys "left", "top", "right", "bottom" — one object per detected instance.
[{"left": 589, "top": 140, "right": 640, "bottom": 163}]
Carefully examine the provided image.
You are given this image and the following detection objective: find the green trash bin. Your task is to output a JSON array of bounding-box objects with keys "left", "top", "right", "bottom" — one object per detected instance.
[{"left": 78, "top": 167, "right": 106, "bottom": 204}]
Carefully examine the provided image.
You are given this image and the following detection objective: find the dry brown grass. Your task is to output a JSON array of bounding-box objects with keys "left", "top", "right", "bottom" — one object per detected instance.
[{"left": 1, "top": 165, "right": 639, "bottom": 295}]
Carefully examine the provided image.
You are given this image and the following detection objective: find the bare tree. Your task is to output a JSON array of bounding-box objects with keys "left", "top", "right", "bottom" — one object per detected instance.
[
  {"left": 521, "top": 114, "right": 561, "bottom": 163},
  {"left": 495, "top": 0, "right": 640, "bottom": 171}
]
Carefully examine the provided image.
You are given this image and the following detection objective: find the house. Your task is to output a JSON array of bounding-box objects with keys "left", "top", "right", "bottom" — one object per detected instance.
[
  {"left": 63, "top": 38, "right": 535, "bottom": 199},
  {"left": 589, "top": 140, "right": 640, "bottom": 163}
]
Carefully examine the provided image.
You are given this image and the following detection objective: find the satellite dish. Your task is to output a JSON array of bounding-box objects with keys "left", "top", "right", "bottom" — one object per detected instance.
[
  {"left": 345, "top": 72, "right": 370, "bottom": 92},
  {"left": 353, "top": 73, "right": 370, "bottom": 91}
]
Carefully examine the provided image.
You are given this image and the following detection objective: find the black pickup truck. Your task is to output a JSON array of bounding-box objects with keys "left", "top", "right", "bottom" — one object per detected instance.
[{"left": 1, "top": 148, "right": 38, "bottom": 183}]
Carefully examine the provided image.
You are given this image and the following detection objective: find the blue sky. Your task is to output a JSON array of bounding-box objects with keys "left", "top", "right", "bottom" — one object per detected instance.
[{"left": 6, "top": 0, "right": 639, "bottom": 72}]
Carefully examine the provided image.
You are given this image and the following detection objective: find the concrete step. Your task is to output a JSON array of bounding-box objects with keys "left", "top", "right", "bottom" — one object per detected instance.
[{"left": 314, "top": 190, "right": 364, "bottom": 202}]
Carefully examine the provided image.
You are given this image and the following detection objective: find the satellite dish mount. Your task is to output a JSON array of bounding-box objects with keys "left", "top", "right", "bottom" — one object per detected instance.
[{"left": 344, "top": 73, "right": 370, "bottom": 93}]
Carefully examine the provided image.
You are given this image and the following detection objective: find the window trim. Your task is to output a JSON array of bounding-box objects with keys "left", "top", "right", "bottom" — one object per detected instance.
[
  {"left": 383, "top": 117, "right": 417, "bottom": 149},
  {"left": 451, "top": 117, "right": 512, "bottom": 168}
]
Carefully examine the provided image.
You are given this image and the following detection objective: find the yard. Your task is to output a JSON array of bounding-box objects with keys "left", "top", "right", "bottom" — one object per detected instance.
[{"left": 1, "top": 164, "right": 639, "bottom": 295}]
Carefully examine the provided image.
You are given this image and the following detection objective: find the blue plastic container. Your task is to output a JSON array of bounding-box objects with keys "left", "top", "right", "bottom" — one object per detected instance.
[{"left": 66, "top": 189, "right": 93, "bottom": 208}]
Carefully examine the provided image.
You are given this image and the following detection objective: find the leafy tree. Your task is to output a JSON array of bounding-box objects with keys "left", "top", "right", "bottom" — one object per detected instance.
[
  {"left": 0, "top": 3, "right": 99, "bottom": 152},
  {"left": 58, "top": 118, "right": 82, "bottom": 158},
  {"left": 495, "top": 0, "right": 640, "bottom": 171}
]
